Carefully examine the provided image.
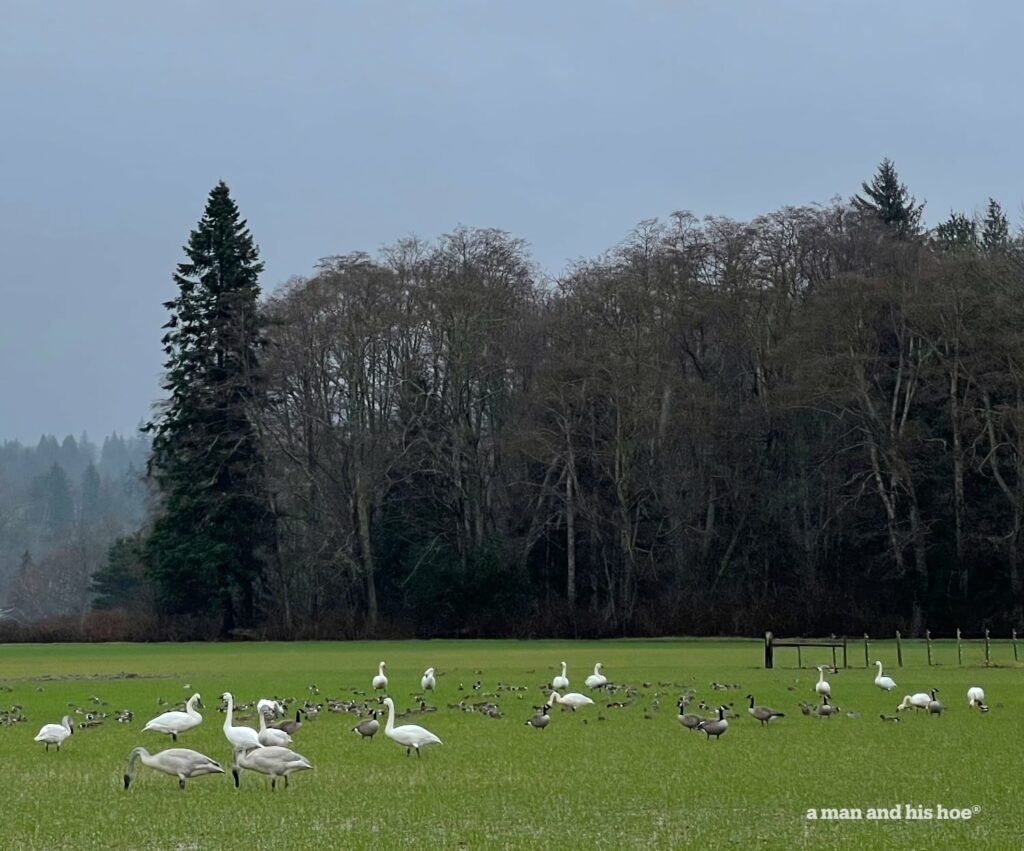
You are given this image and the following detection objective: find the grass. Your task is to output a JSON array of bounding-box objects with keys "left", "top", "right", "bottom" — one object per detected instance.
[{"left": 1, "top": 639, "right": 1020, "bottom": 850}]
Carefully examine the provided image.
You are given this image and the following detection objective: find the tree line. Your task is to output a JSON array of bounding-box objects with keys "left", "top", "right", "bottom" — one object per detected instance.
[{"left": 53, "top": 163, "right": 1024, "bottom": 637}]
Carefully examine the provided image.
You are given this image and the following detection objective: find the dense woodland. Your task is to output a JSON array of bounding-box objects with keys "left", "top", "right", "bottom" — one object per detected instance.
[{"left": 6, "top": 161, "right": 1024, "bottom": 639}]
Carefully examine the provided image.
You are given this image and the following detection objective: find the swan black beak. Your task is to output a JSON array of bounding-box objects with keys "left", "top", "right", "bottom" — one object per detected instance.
[
  {"left": 232, "top": 769, "right": 240, "bottom": 788},
  {"left": 123, "top": 774, "right": 131, "bottom": 790}
]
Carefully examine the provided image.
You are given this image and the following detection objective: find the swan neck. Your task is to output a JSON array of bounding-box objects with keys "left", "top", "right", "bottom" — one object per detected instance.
[
  {"left": 223, "top": 695, "right": 233, "bottom": 730},
  {"left": 384, "top": 699, "right": 395, "bottom": 732}
]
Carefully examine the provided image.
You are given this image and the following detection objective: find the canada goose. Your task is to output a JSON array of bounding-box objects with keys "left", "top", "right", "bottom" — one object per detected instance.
[
  {"left": 677, "top": 698, "right": 703, "bottom": 731},
  {"left": 697, "top": 706, "right": 729, "bottom": 740},
  {"left": 547, "top": 691, "right": 594, "bottom": 712},
  {"left": 352, "top": 710, "right": 380, "bottom": 741},
  {"left": 123, "top": 747, "right": 223, "bottom": 790},
  {"left": 221, "top": 693, "right": 262, "bottom": 750},
  {"left": 798, "top": 702, "right": 812, "bottom": 716},
  {"left": 372, "top": 662, "right": 388, "bottom": 691},
  {"left": 896, "top": 693, "right": 931, "bottom": 712},
  {"left": 34, "top": 715, "right": 73, "bottom": 751},
  {"left": 967, "top": 686, "right": 985, "bottom": 708},
  {"left": 421, "top": 668, "right": 436, "bottom": 691},
  {"left": 380, "top": 696, "right": 442, "bottom": 757},
  {"left": 927, "top": 689, "right": 943, "bottom": 716},
  {"left": 525, "top": 706, "right": 551, "bottom": 730},
  {"left": 143, "top": 693, "right": 202, "bottom": 742},
  {"left": 585, "top": 663, "right": 608, "bottom": 690},
  {"left": 271, "top": 710, "right": 303, "bottom": 735},
  {"left": 257, "top": 707, "right": 292, "bottom": 747},
  {"left": 815, "top": 696, "right": 836, "bottom": 718},
  {"left": 879, "top": 714, "right": 901, "bottom": 722},
  {"left": 746, "top": 695, "right": 785, "bottom": 726},
  {"left": 551, "top": 662, "right": 569, "bottom": 691},
  {"left": 232, "top": 745, "right": 312, "bottom": 790},
  {"left": 815, "top": 666, "right": 831, "bottom": 698},
  {"left": 873, "top": 661, "right": 896, "bottom": 692}
]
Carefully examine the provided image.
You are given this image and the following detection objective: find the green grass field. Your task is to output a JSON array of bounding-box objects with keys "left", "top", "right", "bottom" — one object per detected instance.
[{"left": 1, "top": 639, "right": 1020, "bottom": 850}]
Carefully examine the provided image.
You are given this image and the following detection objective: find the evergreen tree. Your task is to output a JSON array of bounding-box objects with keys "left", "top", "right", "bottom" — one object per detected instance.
[
  {"left": 143, "top": 182, "right": 274, "bottom": 631},
  {"left": 91, "top": 535, "right": 147, "bottom": 610},
  {"left": 934, "top": 211, "right": 978, "bottom": 252},
  {"left": 853, "top": 157, "right": 924, "bottom": 238},
  {"left": 982, "top": 197, "right": 1010, "bottom": 251}
]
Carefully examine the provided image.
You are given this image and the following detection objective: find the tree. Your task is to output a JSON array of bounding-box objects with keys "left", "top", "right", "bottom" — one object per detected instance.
[
  {"left": 143, "top": 181, "right": 274, "bottom": 632},
  {"left": 934, "top": 211, "right": 977, "bottom": 253},
  {"left": 982, "top": 198, "right": 1010, "bottom": 251},
  {"left": 854, "top": 158, "right": 923, "bottom": 238}
]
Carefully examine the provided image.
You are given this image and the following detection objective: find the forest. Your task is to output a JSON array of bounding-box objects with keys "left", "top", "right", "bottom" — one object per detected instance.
[{"left": 5, "top": 160, "right": 1024, "bottom": 639}]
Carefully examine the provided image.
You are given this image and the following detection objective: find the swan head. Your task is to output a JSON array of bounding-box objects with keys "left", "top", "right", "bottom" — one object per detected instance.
[{"left": 221, "top": 692, "right": 232, "bottom": 702}]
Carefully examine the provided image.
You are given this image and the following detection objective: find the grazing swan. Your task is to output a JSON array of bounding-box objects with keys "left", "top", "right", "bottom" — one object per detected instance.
[
  {"left": 873, "top": 661, "right": 896, "bottom": 692},
  {"left": 221, "top": 692, "right": 262, "bottom": 750},
  {"left": 746, "top": 695, "right": 785, "bottom": 726},
  {"left": 815, "top": 666, "right": 831, "bottom": 698},
  {"left": 698, "top": 706, "right": 729, "bottom": 740},
  {"left": 34, "top": 715, "right": 73, "bottom": 751},
  {"left": 551, "top": 661, "right": 569, "bottom": 691},
  {"left": 967, "top": 686, "right": 985, "bottom": 707},
  {"left": 585, "top": 663, "right": 608, "bottom": 690},
  {"left": 547, "top": 690, "right": 594, "bottom": 712},
  {"left": 143, "top": 693, "right": 203, "bottom": 742},
  {"left": 927, "top": 688, "right": 943, "bottom": 716},
  {"left": 372, "top": 661, "right": 388, "bottom": 691},
  {"left": 232, "top": 745, "right": 312, "bottom": 790},
  {"left": 352, "top": 710, "right": 380, "bottom": 741},
  {"left": 421, "top": 667, "right": 436, "bottom": 691},
  {"left": 257, "top": 707, "right": 293, "bottom": 747},
  {"left": 896, "top": 693, "right": 931, "bottom": 712},
  {"left": 123, "top": 747, "right": 222, "bottom": 790},
  {"left": 380, "top": 696, "right": 442, "bottom": 757}
]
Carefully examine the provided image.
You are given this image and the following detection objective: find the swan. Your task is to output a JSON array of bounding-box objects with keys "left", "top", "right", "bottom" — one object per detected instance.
[
  {"left": 967, "top": 686, "right": 985, "bottom": 707},
  {"left": 697, "top": 706, "right": 729, "bottom": 740},
  {"left": 551, "top": 661, "right": 569, "bottom": 691},
  {"left": 221, "top": 692, "right": 262, "bottom": 750},
  {"left": 256, "top": 698, "right": 283, "bottom": 720},
  {"left": 232, "top": 745, "right": 312, "bottom": 790},
  {"left": 547, "top": 690, "right": 594, "bottom": 712},
  {"left": 123, "top": 747, "right": 223, "bottom": 790},
  {"left": 380, "top": 696, "right": 442, "bottom": 757},
  {"left": 257, "top": 707, "right": 293, "bottom": 747},
  {"left": 815, "top": 666, "right": 831, "bottom": 698},
  {"left": 873, "top": 661, "right": 896, "bottom": 692},
  {"left": 372, "top": 661, "right": 388, "bottom": 690},
  {"left": 34, "top": 715, "right": 73, "bottom": 752},
  {"left": 143, "top": 693, "right": 203, "bottom": 742},
  {"left": 584, "top": 663, "right": 608, "bottom": 690},
  {"left": 896, "top": 692, "right": 931, "bottom": 711},
  {"left": 421, "top": 667, "right": 436, "bottom": 691}
]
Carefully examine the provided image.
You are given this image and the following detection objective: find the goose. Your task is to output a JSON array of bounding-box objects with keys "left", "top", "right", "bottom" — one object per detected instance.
[
  {"left": 372, "top": 662, "right": 388, "bottom": 691},
  {"left": 232, "top": 745, "right": 312, "bottom": 790},
  {"left": 585, "top": 663, "right": 608, "bottom": 690},
  {"left": 143, "top": 693, "right": 203, "bottom": 742},
  {"left": 221, "top": 692, "right": 262, "bottom": 750},
  {"left": 380, "top": 696, "right": 442, "bottom": 756},
  {"left": 677, "top": 698, "right": 703, "bottom": 731},
  {"left": 697, "top": 705, "right": 729, "bottom": 740},
  {"left": 352, "top": 711, "right": 380, "bottom": 741},
  {"left": 746, "top": 695, "right": 785, "bottom": 726},
  {"left": 547, "top": 690, "right": 594, "bottom": 712},
  {"left": 896, "top": 693, "right": 931, "bottom": 712},
  {"left": 271, "top": 710, "right": 303, "bottom": 735},
  {"left": 34, "top": 715, "right": 73, "bottom": 751},
  {"left": 967, "top": 686, "right": 985, "bottom": 708},
  {"left": 123, "top": 747, "right": 223, "bottom": 790},
  {"left": 815, "top": 695, "right": 836, "bottom": 718},
  {"left": 879, "top": 714, "right": 901, "bottom": 722},
  {"left": 257, "top": 707, "right": 293, "bottom": 747},
  {"left": 551, "top": 661, "right": 569, "bottom": 691},
  {"left": 815, "top": 666, "right": 831, "bottom": 698},
  {"left": 873, "top": 661, "right": 896, "bottom": 692},
  {"left": 525, "top": 706, "right": 551, "bottom": 730},
  {"left": 927, "top": 688, "right": 943, "bottom": 716},
  {"left": 256, "top": 698, "right": 283, "bottom": 720},
  {"left": 421, "top": 667, "right": 436, "bottom": 691}
]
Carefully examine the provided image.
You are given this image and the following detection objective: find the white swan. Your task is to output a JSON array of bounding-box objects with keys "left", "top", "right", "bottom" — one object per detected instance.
[
  {"left": 221, "top": 692, "right": 262, "bottom": 750},
  {"left": 143, "top": 693, "right": 203, "bottom": 742},
  {"left": 551, "top": 661, "right": 569, "bottom": 691},
  {"left": 873, "top": 661, "right": 896, "bottom": 692},
  {"left": 256, "top": 698, "right": 283, "bottom": 720},
  {"left": 380, "top": 696, "right": 442, "bottom": 757},
  {"left": 815, "top": 666, "right": 831, "bottom": 698},
  {"left": 896, "top": 692, "right": 931, "bottom": 711},
  {"left": 421, "top": 667, "right": 436, "bottom": 691},
  {"left": 257, "top": 707, "right": 293, "bottom": 747},
  {"left": 584, "top": 663, "right": 608, "bottom": 689},
  {"left": 372, "top": 661, "right": 388, "bottom": 690},
  {"left": 123, "top": 747, "right": 223, "bottom": 790},
  {"left": 34, "top": 715, "right": 73, "bottom": 751},
  {"left": 967, "top": 686, "right": 985, "bottom": 707},
  {"left": 547, "top": 690, "right": 594, "bottom": 711},
  {"left": 232, "top": 745, "right": 312, "bottom": 790}
]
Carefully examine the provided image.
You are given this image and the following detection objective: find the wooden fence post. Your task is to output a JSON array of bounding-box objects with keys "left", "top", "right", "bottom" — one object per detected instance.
[
  {"left": 956, "top": 628, "right": 962, "bottom": 666},
  {"left": 926, "top": 629, "right": 933, "bottom": 666},
  {"left": 1013, "top": 629, "right": 1019, "bottom": 663},
  {"left": 864, "top": 633, "right": 870, "bottom": 668},
  {"left": 831, "top": 634, "right": 838, "bottom": 670},
  {"left": 842, "top": 635, "right": 848, "bottom": 669},
  {"left": 896, "top": 630, "right": 903, "bottom": 667},
  {"left": 765, "top": 631, "right": 774, "bottom": 669},
  {"left": 984, "top": 628, "right": 991, "bottom": 666}
]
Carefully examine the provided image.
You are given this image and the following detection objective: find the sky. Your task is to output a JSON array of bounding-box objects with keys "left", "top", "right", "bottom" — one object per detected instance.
[{"left": 2, "top": 0, "right": 1021, "bottom": 444}]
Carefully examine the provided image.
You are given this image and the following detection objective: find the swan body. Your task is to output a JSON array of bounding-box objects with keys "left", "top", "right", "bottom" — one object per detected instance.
[
  {"left": 372, "top": 661, "right": 388, "bottom": 691},
  {"left": 380, "top": 696, "right": 442, "bottom": 756},
  {"left": 232, "top": 745, "right": 312, "bottom": 790},
  {"left": 698, "top": 706, "right": 729, "bottom": 740},
  {"left": 123, "top": 747, "right": 222, "bottom": 790},
  {"left": 584, "top": 663, "right": 608, "bottom": 690},
  {"left": 815, "top": 666, "right": 831, "bottom": 698},
  {"left": 967, "top": 686, "right": 985, "bottom": 707},
  {"left": 873, "top": 661, "right": 896, "bottom": 692},
  {"left": 221, "top": 692, "right": 262, "bottom": 750},
  {"left": 258, "top": 707, "right": 293, "bottom": 747},
  {"left": 896, "top": 692, "right": 931, "bottom": 711},
  {"left": 547, "top": 690, "right": 594, "bottom": 711},
  {"left": 34, "top": 715, "right": 73, "bottom": 751},
  {"left": 143, "top": 693, "right": 203, "bottom": 742},
  {"left": 551, "top": 661, "right": 569, "bottom": 691},
  {"left": 421, "top": 667, "right": 436, "bottom": 691},
  {"left": 256, "top": 698, "right": 284, "bottom": 720}
]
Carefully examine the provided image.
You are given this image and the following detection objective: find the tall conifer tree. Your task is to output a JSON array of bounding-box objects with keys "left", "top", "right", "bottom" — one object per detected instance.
[{"left": 854, "top": 157, "right": 924, "bottom": 238}]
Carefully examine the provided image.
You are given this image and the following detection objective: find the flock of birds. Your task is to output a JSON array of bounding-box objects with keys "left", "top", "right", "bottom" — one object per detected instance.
[{"left": 25, "top": 658, "right": 992, "bottom": 789}]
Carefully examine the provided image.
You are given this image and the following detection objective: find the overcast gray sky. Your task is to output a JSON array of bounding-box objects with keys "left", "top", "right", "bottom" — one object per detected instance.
[{"left": 2, "top": 1, "right": 1020, "bottom": 444}]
